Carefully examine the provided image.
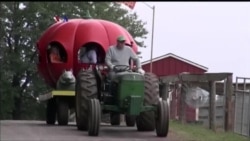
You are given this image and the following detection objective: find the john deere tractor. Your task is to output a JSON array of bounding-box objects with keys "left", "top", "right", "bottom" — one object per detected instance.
[
  {"left": 75, "top": 65, "right": 169, "bottom": 137},
  {"left": 36, "top": 16, "right": 169, "bottom": 137}
]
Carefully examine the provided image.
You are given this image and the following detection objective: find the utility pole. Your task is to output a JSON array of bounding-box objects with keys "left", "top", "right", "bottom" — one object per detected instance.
[{"left": 142, "top": 2, "right": 155, "bottom": 73}]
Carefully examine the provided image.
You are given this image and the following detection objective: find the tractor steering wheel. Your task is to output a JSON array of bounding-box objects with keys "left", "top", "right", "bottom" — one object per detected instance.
[{"left": 113, "top": 65, "right": 130, "bottom": 73}]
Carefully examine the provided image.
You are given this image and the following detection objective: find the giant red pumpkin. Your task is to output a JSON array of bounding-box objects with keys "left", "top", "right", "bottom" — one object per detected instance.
[{"left": 36, "top": 18, "right": 139, "bottom": 88}]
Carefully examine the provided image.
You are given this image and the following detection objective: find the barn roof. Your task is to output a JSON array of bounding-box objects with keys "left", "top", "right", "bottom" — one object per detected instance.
[{"left": 141, "top": 53, "right": 208, "bottom": 71}]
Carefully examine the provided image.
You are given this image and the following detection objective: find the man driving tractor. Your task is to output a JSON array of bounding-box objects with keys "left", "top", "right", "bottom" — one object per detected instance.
[{"left": 105, "top": 35, "right": 145, "bottom": 79}]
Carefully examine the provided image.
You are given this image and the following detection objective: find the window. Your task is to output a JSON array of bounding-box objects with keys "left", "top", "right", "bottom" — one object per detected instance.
[
  {"left": 78, "top": 42, "right": 105, "bottom": 64},
  {"left": 47, "top": 42, "right": 67, "bottom": 63}
]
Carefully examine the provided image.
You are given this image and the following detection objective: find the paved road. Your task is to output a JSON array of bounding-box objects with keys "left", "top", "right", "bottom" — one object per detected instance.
[{"left": 0, "top": 120, "right": 181, "bottom": 141}]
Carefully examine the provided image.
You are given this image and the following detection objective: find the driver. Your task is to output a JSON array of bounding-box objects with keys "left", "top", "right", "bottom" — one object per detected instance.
[{"left": 105, "top": 35, "right": 145, "bottom": 79}]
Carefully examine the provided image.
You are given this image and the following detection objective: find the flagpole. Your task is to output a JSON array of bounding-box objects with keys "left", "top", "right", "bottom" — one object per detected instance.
[
  {"left": 142, "top": 2, "right": 155, "bottom": 73},
  {"left": 150, "top": 6, "right": 155, "bottom": 73}
]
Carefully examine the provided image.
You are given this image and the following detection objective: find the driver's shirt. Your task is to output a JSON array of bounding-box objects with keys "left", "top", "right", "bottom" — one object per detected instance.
[{"left": 105, "top": 45, "right": 141, "bottom": 69}]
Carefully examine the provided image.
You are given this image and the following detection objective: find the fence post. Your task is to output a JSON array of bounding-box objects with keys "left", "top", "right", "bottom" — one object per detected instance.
[
  {"left": 180, "top": 82, "right": 188, "bottom": 124},
  {"left": 225, "top": 74, "right": 233, "bottom": 132},
  {"left": 209, "top": 81, "right": 216, "bottom": 131},
  {"left": 160, "top": 82, "right": 168, "bottom": 101}
]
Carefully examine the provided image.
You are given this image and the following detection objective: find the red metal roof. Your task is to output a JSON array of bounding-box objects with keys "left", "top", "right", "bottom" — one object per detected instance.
[{"left": 142, "top": 53, "right": 208, "bottom": 71}]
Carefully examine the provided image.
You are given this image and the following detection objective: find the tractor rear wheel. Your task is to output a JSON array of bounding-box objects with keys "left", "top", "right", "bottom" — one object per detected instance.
[
  {"left": 56, "top": 98, "right": 69, "bottom": 125},
  {"left": 125, "top": 115, "right": 136, "bottom": 127},
  {"left": 136, "top": 72, "right": 159, "bottom": 131},
  {"left": 110, "top": 112, "right": 120, "bottom": 126},
  {"left": 88, "top": 99, "right": 101, "bottom": 136},
  {"left": 46, "top": 98, "right": 56, "bottom": 125},
  {"left": 156, "top": 100, "right": 169, "bottom": 137},
  {"left": 75, "top": 69, "right": 98, "bottom": 131}
]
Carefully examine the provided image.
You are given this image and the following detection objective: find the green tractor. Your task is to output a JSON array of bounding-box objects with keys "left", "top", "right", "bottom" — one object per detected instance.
[{"left": 75, "top": 65, "right": 169, "bottom": 137}]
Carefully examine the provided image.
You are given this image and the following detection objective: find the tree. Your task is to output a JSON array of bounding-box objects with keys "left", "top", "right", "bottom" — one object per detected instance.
[
  {"left": 0, "top": 2, "right": 148, "bottom": 120},
  {"left": 0, "top": 2, "right": 51, "bottom": 119}
]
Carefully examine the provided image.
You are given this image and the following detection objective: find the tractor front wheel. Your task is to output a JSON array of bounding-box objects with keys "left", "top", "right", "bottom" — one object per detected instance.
[
  {"left": 88, "top": 99, "right": 101, "bottom": 136},
  {"left": 75, "top": 70, "right": 98, "bottom": 131},
  {"left": 155, "top": 100, "right": 169, "bottom": 137}
]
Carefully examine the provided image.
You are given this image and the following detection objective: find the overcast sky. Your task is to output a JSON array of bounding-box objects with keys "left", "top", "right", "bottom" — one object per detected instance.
[{"left": 129, "top": 2, "right": 250, "bottom": 82}]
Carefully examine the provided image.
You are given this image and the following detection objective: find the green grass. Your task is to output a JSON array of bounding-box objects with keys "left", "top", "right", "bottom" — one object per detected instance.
[{"left": 170, "top": 120, "right": 249, "bottom": 141}]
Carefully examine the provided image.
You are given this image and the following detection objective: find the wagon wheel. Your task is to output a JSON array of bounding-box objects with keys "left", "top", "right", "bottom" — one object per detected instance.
[
  {"left": 46, "top": 98, "right": 56, "bottom": 125},
  {"left": 110, "top": 112, "right": 120, "bottom": 126},
  {"left": 56, "top": 97, "right": 69, "bottom": 125}
]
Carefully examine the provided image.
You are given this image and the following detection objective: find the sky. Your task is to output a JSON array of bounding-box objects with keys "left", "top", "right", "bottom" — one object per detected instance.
[{"left": 128, "top": 2, "right": 250, "bottom": 82}]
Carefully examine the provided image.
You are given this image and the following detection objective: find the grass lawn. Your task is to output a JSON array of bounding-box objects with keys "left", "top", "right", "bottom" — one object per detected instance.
[{"left": 169, "top": 120, "right": 249, "bottom": 141}]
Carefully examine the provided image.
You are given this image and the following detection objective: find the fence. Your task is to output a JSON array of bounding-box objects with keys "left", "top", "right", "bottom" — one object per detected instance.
[
  {"left": 234, "top": 77, "right": 250, "bottom": 137},
  {"left": 162, "top": 73, "right": 234, "bottom": 132},
  {"left": 198, "top": 95, "right": 225, "bottom": 128}
]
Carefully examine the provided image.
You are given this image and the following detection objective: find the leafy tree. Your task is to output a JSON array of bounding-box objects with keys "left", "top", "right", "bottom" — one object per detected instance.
[
  {"left": 0, "top": 2, "right": 148, "bottom": 120},
  {"left": 0, "top": 2, "right": 50, "bottom": 119}
]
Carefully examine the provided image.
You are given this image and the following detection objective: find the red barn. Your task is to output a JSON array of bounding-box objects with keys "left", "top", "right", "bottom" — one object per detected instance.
[{"left": 142, "top": 53, "right": 208, "bottom": 122}]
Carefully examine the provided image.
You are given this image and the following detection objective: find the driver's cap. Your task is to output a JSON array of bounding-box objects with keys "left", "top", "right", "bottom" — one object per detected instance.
[{"left": 117, "top": 35, "right": 126, "bottom": 42}]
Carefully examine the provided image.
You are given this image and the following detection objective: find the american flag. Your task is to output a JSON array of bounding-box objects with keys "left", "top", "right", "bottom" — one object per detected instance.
[
  {"left": 53, "top": 16, "right": 61, "bottom": 22},
  {"left": 53, "top": 15, "right": 68, "bottom": 23},
  {"left": 119, "top": 1, "right": 136, "bottom": 10}
]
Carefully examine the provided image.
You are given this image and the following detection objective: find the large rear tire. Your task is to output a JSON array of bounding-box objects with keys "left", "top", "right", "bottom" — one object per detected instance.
[
  {"left": 46, "top": 98, "right": 56, "bottom": 125},
  {"left": 56, "top": 98, "right": 69, "bottom": 125},
  {"left": 88, "top": 99, "right": 101, "bottom": 136},
  {"left": 75, "top": 69, "right": 98, "bottom": 131},
  {"left": 156, "top": 100, "right": 169, "bottom": 137},
  {"left": 136, "top": 72, "right": 159, "bottom": 131}
]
